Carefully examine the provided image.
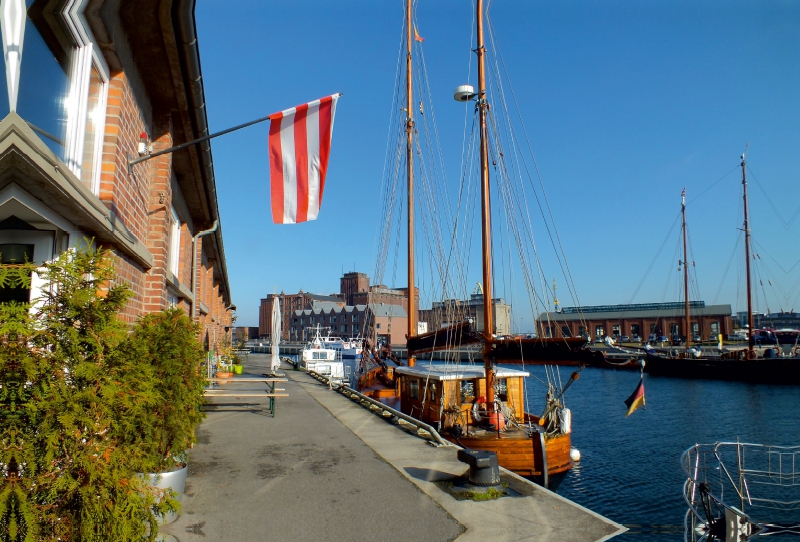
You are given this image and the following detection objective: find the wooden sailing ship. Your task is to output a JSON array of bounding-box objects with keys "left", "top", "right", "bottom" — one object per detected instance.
[
  {"left": 355, "top": 0, "right": 605, "bottom": 488},
  {"left": 644, "top": 154, "right": 800, "bottom": 383}
]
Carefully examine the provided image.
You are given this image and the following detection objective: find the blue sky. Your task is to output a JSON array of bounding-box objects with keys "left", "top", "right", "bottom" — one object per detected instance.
[{"left": 196, "top": 1, "right": 799, "bottom": 330}]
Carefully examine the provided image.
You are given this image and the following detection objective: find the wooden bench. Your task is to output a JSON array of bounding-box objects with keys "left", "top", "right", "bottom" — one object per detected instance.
[{"left": 204, "top": 377, "right": 289, "bottom": 417}]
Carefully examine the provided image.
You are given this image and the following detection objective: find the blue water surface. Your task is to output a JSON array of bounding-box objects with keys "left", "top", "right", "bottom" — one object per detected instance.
[{"left": 522, "top": 366, "right": 800, "bottom": 540}]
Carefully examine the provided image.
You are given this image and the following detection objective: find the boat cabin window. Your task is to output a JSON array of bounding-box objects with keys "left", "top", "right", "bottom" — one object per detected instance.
[
  {"left": 409, "top": 379, "right": 419, "bottom": 399},
  {"left": 460, "top": 380, "right": 475, "bottom": 403},
  {"left": 427, "top": 381, "right": 437, "bottom": 403},
  {"left": 561, "top": 326, "right": 571, "bottom": 338},
  {"left": 495, "top": 378, "right": 508, "bottom": 399},
  {"left": 594, "top": 325, "right": 604, "bottom": 338}
]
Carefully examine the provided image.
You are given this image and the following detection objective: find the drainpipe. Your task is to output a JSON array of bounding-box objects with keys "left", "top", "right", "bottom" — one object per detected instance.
[{"left": 191, "top": 220, "right": 218, "bottom": 321}]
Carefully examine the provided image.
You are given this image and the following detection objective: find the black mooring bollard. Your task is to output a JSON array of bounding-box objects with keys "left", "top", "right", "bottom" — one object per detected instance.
[{"left": 457, "top": 449, "right": 501, "bottom": 487}]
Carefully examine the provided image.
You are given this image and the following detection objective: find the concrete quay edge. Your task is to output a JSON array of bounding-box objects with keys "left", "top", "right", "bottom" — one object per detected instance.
[{"left": 291, "top": 367, "right": 627, "bottom": 542}]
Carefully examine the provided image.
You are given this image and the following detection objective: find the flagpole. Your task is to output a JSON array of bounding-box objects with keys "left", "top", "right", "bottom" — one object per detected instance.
[{"left": 127, "top": 93, "right": 343, "bottom": 173}]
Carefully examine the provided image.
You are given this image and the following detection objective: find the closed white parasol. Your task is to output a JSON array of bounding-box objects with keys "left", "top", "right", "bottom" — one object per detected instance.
[{"left": 270, "top": 297, "right": 281, "bottom": 372}]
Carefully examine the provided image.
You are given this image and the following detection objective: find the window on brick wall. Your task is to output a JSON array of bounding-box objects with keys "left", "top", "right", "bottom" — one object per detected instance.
[
  {"left": 3, "top": 0, "right": 109, "bottom": 196},
  {"left": 169, "top": 206, "right": 181, "bottom": 277}
]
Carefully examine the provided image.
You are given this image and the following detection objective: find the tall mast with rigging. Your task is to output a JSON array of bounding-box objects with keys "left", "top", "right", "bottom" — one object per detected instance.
[
  {"left": 742, "top": 154, "right": 755, "bottom": 359},
  {"left": 475, "top": 0, "right": 496, "bottom": 409},
  {"left": 406, "top": 0, "right": 417, "bottom": 367},
  {"left": 682, "top": 190, "right": 691, "bottom": 349}
]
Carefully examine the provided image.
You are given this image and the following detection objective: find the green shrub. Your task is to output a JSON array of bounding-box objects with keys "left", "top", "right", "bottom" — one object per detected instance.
[
  {"left": 0, "top": 247, "right": 198, "bottom": 541},
  {"left": 118, "top": 309, "right": 207, "bottom": 473}
]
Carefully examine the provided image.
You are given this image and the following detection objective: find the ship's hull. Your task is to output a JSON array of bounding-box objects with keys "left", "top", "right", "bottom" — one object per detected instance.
[
  {"left": 446, "top": 429, "right": 573, "bottom": 489},
  {"left": 645, "top": 353, "right": 800, "bottom": 384}
]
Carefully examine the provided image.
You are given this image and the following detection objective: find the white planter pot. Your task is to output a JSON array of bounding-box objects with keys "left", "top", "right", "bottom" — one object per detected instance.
[{"left": 148, "top": 463, "right": 188, "bottom": 524}]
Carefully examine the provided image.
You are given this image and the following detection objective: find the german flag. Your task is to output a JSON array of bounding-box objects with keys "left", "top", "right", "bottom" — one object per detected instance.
[{"left": 624, "top": 377, "right": 646, "bottom": 417}]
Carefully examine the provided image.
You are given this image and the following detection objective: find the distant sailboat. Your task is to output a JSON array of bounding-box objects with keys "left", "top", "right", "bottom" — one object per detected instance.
[{"left": 270, "top": 296, "right": 281, "bottom": 373}]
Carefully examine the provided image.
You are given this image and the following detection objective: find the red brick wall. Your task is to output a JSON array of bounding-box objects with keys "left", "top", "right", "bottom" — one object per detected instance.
[{"left": 94, "top": 69, "right": 231, "bottom": 346}]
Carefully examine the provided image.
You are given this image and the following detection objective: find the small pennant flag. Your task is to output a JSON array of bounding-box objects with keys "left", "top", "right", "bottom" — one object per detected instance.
[
  {"left": 681, "top": 187, "right": 685, "bottom": 198},
  {"left": 624, "top": 377, "right": 646, "bottom": 416},
  {"left": 414, "top": 25, "right": 425, "bottom": 42},
  {"left": 269, "top": 94, "right": 340, "bottom": 224}
]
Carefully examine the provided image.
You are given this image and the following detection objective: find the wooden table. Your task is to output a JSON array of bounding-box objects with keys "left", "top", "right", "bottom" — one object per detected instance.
[{"left": 204, "top": 377, "right": 288, "bottom": 417}]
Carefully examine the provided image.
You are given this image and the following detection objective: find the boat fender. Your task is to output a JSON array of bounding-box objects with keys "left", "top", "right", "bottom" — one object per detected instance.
[
  {"left": 472, "top": 397, "right": 487, "bottom": 422},
  {"left": 558, "top": 407, "right": 572, "bottom": 434},
  {"left": 570, "top": 448, "right": 581, "bottom": 462}
]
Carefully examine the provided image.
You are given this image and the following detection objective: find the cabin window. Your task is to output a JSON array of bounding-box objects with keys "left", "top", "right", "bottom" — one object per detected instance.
[
  {"left": 561, "top": 326, "right": 571, "bottom": 338},
  {"left": 409, "top": 379, "right": 419, "bottom": 399},
  {"left": 495, "top": 378, "right": 508, "bottom": 400},
  {"left": 612, "top": 325, "right": 620, "bottom": 337},
  {"left": 692, "top": 322, "right": 699, "bottom": 334},
  {"left": 595, "top": 325, "right": 604, "bottom": 338},
  {"left": 460, "top": 380, "right": 475, "bottom": 403},
  {"left": 710, "top": 322, "right": 720, "bottom": 336},
  {"left": 578, "top": 325, "right": 586, "bottom": 338},
  {"left": 544, "top": 325, "right": 552, "bottom": 338},
  {"left": 427, "top": 381, "right": 437, "bottom": 403}
]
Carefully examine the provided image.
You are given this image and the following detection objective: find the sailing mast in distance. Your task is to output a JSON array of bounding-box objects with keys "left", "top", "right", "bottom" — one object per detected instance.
[
  {"left": 405, "top": 0, "right": 417, "bottom": 367},
  {"left": 682, "top": 189, "right": 691, "bottom": 349},
  {"left": 742, "top": 153, "right": 755, "bottom": 359}
]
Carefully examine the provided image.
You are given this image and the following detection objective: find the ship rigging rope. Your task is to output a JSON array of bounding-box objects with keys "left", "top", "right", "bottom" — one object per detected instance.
[
  {"left": 748, "top": 165, "right": 800, "bottom": 231},
  {"left": 486, "top": 6, "right": 587, "bottom": 330},
  {"left": 626, "top": 212, "right": 680, "bottom": 305}
]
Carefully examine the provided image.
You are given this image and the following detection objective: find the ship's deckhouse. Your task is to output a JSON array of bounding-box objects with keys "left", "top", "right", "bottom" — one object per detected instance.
[{"left": 394, "top": 363, "right": 529, "bottom": 430}]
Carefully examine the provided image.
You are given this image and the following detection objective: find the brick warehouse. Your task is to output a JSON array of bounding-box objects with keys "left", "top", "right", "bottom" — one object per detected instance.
[
  {"left": 536, "top": 302, "right": 734, "bottom": 342},
  {"left": 0, "top": 0, "right": 232, "bottom": 346}
]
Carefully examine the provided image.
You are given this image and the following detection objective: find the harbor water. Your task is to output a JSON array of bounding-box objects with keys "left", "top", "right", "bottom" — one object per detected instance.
[
  {"left": 289, "top": 351, "right": 800, "bottom": 538},
  {"left": 524, "top": 366, "right": 800, "bottom": 540}
]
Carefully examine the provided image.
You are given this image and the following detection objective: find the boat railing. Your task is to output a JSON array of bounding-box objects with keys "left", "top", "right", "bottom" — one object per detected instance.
[
  {"left": 682, "top": 442, "right": 800, "bottom": 541},
  {"left": 306, "top": 370, "right": 453, "bottom": 448}
]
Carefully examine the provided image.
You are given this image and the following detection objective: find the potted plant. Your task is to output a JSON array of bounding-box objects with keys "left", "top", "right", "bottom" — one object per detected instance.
[{"left": 119, "top": 308, "right": 207, "bottom": 524}]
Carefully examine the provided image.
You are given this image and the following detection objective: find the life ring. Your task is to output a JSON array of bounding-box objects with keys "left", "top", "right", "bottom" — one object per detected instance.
[{"left": 472, "top": 396, "right": 487, "bottom": 422}]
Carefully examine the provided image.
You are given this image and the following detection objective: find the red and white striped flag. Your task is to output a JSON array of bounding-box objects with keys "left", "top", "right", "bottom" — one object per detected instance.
[{"left": 269, "top": 94, "right": 340, "bottom": 224}]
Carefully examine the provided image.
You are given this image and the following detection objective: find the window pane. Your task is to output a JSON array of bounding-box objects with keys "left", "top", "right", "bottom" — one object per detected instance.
[
  {"left": 16, "top": 12, "right": 69, "bottom": 160},
  {"left": 80, "top": 63, "right": 104, "bottom": 190}
]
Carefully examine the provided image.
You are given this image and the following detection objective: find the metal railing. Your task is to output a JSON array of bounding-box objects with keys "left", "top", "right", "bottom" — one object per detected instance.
[{"left": 306, "top": 370, "right": 453, "bottom": 448}]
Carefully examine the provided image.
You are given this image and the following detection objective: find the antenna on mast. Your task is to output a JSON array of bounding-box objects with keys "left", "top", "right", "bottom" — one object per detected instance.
[{"left": 553, "top": 278, "right": 560, "bottom": 312}]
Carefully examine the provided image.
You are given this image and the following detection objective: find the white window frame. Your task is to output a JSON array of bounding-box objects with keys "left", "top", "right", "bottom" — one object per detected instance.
[
  {"left": 61, "top": 0, "right": 110, "bottom": 196},
  {"left": 169, "top": 206, "right": 181, "bottom": 277}
]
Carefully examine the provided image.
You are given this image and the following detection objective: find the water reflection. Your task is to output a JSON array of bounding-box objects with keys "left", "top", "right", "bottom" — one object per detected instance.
[{"left": 525, "top": 367, "right": 800, "bottom": 541}]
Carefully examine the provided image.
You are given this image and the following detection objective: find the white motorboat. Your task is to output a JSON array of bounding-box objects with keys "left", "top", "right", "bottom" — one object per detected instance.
[{"left": 301, "top": 325, "right": 345, "bottom": 383}]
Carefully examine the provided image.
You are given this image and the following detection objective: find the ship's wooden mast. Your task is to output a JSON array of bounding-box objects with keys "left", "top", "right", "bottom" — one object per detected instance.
[
  {"left": 682, "top": 192, "right": 691, "bottom": 349},
  {"left": 406, "top": 0, "right": 417, "bottom": 367},
  {"left": 742, "top": 154, "right": 755, "bottom": 358},
  {"left": 476, "top": 0, "right": 495, "bottom": 408}
]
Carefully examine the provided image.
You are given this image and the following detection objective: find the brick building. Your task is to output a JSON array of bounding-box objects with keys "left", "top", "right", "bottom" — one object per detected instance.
[
  {"left": 291, "top": 303, "right": 408, "bottom": 345},
  {"left": 536, "top": 302, "right": 733, "bottom": 341},
  {"left": 0, "top": 0, "right": 232, "bottom": 347},
  {"left": 259, "top": 291, "right": 344, "bottom": 340}
]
